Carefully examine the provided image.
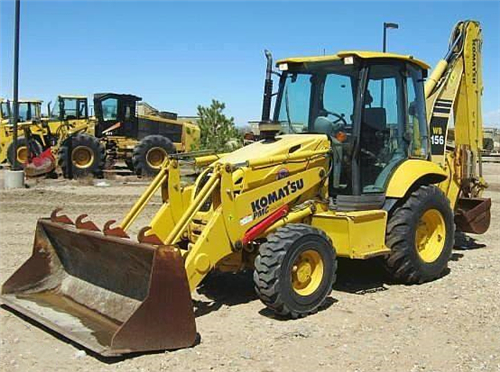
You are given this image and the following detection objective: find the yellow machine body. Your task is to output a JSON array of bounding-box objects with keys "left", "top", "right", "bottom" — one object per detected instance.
[
  {"left": 1, "top": 20, "right": 491, "bottom": 356},
  {"left": 0, "top": 98, "right": 44, "bottom": 164}
]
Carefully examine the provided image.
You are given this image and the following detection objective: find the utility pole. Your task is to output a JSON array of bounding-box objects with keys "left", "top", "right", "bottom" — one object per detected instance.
[
  {"left": 381, "top": 22, "right": 399, "bottom": 106},
  {"left": 5, "top": 0, "right": 24, "bottom": 189},
  {"left": 12, "top": 0, "right": 21, "bottom": 170}
]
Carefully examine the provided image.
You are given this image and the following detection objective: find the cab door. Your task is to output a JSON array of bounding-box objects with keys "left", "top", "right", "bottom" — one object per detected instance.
[{"left": 357, "top": 61, "right": 428, "bottom": 194}]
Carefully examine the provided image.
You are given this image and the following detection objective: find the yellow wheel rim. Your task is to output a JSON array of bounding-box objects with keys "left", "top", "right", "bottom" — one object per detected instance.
[
  {"left": 415, "top": 209, "right": 446, "bottom": 263},
  {"left": 72, "top": 146, "right": 94, "bottom": 169},
  {"left": 17, "top": 146, "right": 28, "bottom": 164},
  {"left": 291, "top": 249, "right": 324, "bottom": 296},
  {"left": 146, "top": 147, "right": 167, "bottom": 169}
]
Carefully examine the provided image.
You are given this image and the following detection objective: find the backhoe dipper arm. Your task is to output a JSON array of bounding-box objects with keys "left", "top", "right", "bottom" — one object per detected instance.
[
  {"left": 425, "top": 20, "right": 490, "bottom": 234},
  {"left": 425, "top": 20, "right": 486, "bottom": 199}
]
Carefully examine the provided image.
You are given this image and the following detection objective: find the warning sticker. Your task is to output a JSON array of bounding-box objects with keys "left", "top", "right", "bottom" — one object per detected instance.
[{"left": 240, "top": 215, "right": 253, "bottom": 226}]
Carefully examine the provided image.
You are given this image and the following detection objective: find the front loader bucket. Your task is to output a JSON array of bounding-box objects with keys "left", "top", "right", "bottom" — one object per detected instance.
[
  {"left": 1, "top": 218, "right": 197, "bottom": 356},
  {"left": 455, "top": 197, "right": 491, "bottom": 234}
]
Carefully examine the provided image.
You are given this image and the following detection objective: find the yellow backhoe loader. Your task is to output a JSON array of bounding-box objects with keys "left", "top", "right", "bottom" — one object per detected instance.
[{"left": 1, "top": 20, "right": 490, "bottom": 356}]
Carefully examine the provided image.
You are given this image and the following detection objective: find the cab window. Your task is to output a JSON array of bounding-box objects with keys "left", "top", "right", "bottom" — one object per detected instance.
[
  {"left": 17, "top": 103, "right": 30, "bottom": 122},
  {"left": 101, "top": 98, "right": 118, "bottom": 121},
  {"left": 322, "top": 74, "right": 355, "bottom": 128},
  {"left": 406, "top": 65, "right": 428, "bottom": 158},
  {"left": 77, "top": 99, "right": 88, "bottom": 119},
  {"left": 277, "top": 73, "right": 312, "bottom": 133},
  {"left": 1, "top": 102, "right": 10, "bottom": 119},
  {"left": 63, "top": 99, "right": 78, "bottom": 119}
]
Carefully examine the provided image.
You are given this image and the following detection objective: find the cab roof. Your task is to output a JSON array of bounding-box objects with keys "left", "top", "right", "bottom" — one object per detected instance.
[
  {"left": 59, "top": 95, "right": 87, "bottom": 99},
  {"left": 277, "top": 50, "right": 430, "bottom": 70},
  {"left": 0, "top": 98, "right": 43, "bottom": 103}
]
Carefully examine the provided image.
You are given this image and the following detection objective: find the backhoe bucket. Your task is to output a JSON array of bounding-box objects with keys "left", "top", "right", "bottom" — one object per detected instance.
[
  {"left": 1, "top": 218, "right": 197, "bottom": 356},
  {"left": 455, "top": 197, "right": 491, "bottom": 234}
]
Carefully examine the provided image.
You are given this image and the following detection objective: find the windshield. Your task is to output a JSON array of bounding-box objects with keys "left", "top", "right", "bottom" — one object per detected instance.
[
  {"left": 101, "top": 97, "right": 118, "bottom": 121},
  {"left": 51, "top": 98, "right": 87, "bottom": 120},
  {"left": 276, "top": 61, "right": 359, "bottom": 134},
  {"left": 18, "top": 103, "right": 32, "bottom": 121}
]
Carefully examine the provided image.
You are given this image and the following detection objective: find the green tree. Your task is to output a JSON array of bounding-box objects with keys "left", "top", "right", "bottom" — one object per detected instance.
[{"left": 196, "top": 100, "right": 241, "bottom": 152}]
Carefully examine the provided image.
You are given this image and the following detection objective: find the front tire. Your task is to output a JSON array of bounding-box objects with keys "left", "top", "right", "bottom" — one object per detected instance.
[
  {"left": 383, "top": 185, "right": 454, "bottom": 284},
  {"left": 132, "top": 135, "right": 175, "bottom": 176},
  {"left": 58, "top": 133, "right": 105, "bottom": 178},
  {"left": 7, "top": 137, "right": 42, "bottom": 168},
  {"left": 254, "top": 224, "right": 337, "bottom": 318}
]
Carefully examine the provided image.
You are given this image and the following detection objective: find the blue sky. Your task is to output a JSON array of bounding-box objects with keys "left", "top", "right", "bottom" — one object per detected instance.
[{"left": 1, "top": 1, "right": 499, "bottom": 126}]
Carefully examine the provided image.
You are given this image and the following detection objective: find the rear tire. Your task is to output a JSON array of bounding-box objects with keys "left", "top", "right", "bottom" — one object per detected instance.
[
  {"left": 383, "top": 185, "right": 454, "bottom": 284},
  {"left": 7, "top": 137, "right": 42, "bottom": 168},
  {"left": 58, "top": 133, "right": 105, "bottom": 178},
  {"left": 132, "top": 135, "right": 175, "bottom": 176},
  {"left": 254, "top": 224, "right": 337, "bottom": 318}
]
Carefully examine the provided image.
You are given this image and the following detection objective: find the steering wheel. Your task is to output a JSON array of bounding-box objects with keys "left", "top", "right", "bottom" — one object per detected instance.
[{"left": 324, "top": 110, "right": 348, "bottom": 126}]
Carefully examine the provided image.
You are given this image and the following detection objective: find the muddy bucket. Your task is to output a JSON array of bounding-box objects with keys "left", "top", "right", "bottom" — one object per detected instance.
[
  {"left": 455, "top": 197, "right": 491, "bottom": 234},
  {"left": 1, "top": 218, "right": 197, "bottom": 356}
]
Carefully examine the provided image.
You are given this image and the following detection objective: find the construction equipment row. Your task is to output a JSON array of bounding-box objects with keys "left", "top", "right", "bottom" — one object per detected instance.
[{"left": 0, "top": 94, "right": 200, "bottom": 177}]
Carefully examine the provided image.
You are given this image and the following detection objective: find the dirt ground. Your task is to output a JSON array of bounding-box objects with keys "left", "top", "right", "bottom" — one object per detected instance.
[{"left": 0, "top": 164, "right": 499, "bottom": 372}]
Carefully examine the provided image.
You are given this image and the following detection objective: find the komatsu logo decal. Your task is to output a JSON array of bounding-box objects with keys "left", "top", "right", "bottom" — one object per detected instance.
[{"left": 251, "top": 179, "right": 304, "bottom": 218}]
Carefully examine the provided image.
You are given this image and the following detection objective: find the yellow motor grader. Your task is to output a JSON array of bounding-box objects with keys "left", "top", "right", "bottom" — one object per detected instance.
[{"left": 1, "top": 20, "right": 490, "bottom": 356}]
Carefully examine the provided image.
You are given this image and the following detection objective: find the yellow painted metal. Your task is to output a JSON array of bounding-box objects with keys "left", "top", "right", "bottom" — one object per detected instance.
[
  {"left": 292, "top": 250, "right": 324, "bottom": 296},
  {"left": 0, "top": 99, "right": 44, "bottom": 164},
  {"left": 277, "top": 50, "right": 429, "bottom": 69},
  {"left": 194, "top": 153, "right": 229, "bottom": 167},
  {"left": 424, "top": 60, "right": 448, "bottom": 98},
  {"left": 261, "top": 205, "right": 314, "bottom": 237},
  {"left": 146, "top": 147, "right": 168, "bottom": 168},
  {"left": 165, "top": 168, "right": 221, "bottom": 245},
  {"left": 385, "top": 160, "right": 447, "bottom": 198},
  {"left": 71, "top": 145, "right": 94, "bottom": 169},
  {"left": 221, "top": 166, "right": 324, "bottom": 246},
  {"left": 16, "top": 146, "right": 28, "bottom": 164},
  {"left": 246, "top": 148, "right": 330, "bottom": 168},
  {"left": 424, "top": 21, "right": 487, "bottom": 204},
  {"left": 184, "top": 207, "right": 233, "bottom": 291},
  {"left": 415, "top": 209, "right": 446, "bottom": 263},
  {"left": 120, "top": 162, "right": 168, "bottom": 231},
  {"left": 311, "top": 210, "right": 390, "bottom": 259}
]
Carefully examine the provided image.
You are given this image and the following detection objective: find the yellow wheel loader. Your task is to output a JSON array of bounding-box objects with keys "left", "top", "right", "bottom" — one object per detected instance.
[
  {"left": 0, "top": 98, "right": 44, "bottom": 167},
  {"left": 1, "top": 20, "right": 491, "bottom": 356}
]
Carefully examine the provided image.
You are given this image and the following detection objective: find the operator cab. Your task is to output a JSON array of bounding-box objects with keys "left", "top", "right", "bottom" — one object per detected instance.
[
  {"left": 93, "top": 93, "right": 141, "bottom": 138},
  {"left": 50, "top": 95, "right": 88, "bottom": 121},
  {"left": 273, "top": 52, "right": 429, "bottom": 198},
  {"left": 0, "top": 100, "right": 42, "bottom": 123}
]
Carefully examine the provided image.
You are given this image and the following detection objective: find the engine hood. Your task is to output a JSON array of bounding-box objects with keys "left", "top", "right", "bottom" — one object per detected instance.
[{"left": 216, "top": 134, "right": 330, "bottom": 166}]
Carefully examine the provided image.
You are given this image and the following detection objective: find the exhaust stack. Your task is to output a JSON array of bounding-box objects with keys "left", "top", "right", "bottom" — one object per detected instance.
[{"left": 259, "top": 50, "right": 281, "bottom": 141}]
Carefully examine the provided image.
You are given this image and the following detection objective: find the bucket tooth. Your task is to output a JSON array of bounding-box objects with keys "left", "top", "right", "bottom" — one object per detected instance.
[
  {"left": 138, "top": 226, "right": 164, "bottom": 246},
  {"left": 103, "top": 220, "right": 130, "bottom": 238},
  {"left": 75, "top": 214, "right": 100, "bottom": 232},
  {"left": 50, "top": 208, "right": 74, "bottom": 225}
]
